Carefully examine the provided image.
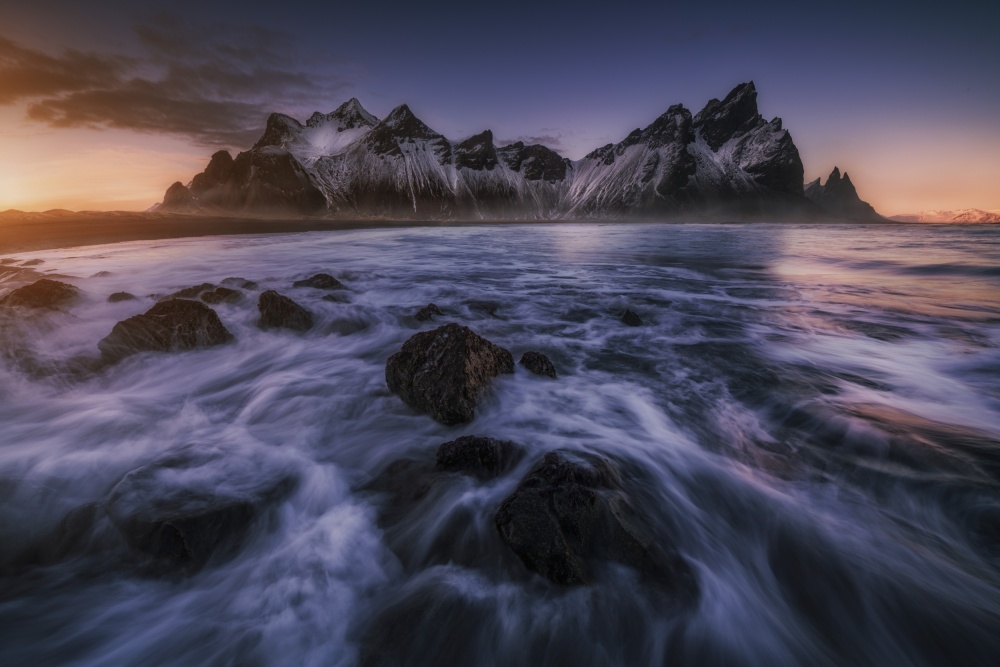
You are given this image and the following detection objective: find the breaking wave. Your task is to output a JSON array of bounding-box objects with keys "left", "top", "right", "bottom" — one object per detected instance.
[{"left": 1, "top": 222, "right": 999, "bottom": 666}]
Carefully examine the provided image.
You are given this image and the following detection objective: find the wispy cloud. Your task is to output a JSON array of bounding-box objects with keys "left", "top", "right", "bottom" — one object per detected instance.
[{"left": 1, "top": 16, "right": 356, "bottom": 148}]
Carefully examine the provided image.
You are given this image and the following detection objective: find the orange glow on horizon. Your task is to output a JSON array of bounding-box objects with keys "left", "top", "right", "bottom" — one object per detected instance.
[{"left": 2, "top": 105, "right": 999, "bottom": 217}]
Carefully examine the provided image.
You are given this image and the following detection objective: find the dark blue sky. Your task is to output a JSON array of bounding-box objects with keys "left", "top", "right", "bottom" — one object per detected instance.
[{"left": 2, "top": 0, "right": 998, "bottom": 212}]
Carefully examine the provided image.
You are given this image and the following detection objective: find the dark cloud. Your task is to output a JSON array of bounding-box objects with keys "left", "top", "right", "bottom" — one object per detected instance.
[
  {"left": 0, "top": 36, "right": 132, "bottom": 104},
  {"left": 2, "top": 17, "right": 356, "bottom": 148}
]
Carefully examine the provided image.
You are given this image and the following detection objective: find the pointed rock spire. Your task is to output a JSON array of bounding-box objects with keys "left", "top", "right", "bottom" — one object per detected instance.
[{"left": 693, "top": 81, "right": 762, "bottom": 150}]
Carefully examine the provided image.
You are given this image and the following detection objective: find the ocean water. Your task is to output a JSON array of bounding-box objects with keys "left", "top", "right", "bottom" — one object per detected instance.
[{"left": 1, "top": 222, "right": 998, "bottom": 666}]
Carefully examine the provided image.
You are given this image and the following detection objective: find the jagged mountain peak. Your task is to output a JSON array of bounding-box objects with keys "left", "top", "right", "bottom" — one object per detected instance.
[
  {"left": 366, "top": 103, "right": 449, "bottom": 159},
  {"left": 331, "top": 98, "right": 379, "bottom": 128},
  {"left": 805, "top": 165, "right": 880, "bottom": 220},
  {"left": 304, "top": 98, "right": 379, "bottom": 131},
  {"left": 383, "top": 104, "right": 418, "bottom": 125},
  {"left": 693, "top": 81, "right": 762, "bottom": 150},
  {"left": 455, "top": 130, "right": 498, "bottom": 171},
  {"left": 253, "top": 113, "right": 304, "bottom": 150},
  {"left": 584, "top": 103, "right": 693, "bottom": 165}
]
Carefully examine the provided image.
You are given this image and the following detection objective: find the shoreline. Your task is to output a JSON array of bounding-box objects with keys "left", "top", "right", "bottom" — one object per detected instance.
[{"left": 0, "top": 210, "right": 957, "bottom": 254}]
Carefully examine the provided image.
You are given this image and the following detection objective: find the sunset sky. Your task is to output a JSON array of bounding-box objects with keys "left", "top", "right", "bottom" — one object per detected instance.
[{"left": 1, "top": 0, "right": 998, "bottom": 216}]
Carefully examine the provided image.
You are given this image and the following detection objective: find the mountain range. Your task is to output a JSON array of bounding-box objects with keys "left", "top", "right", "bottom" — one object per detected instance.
[
  {"left": 159, "top": 83, "right": 884, "bottom": 222},
  {"left": 888, "top": 209, "right": 1000, "bottom": 223}
]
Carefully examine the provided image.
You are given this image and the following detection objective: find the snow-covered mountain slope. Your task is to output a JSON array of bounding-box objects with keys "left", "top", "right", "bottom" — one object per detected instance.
[
  {"left": 161, "top": 83, "right": 882, "bottom": 221},
  {"left": 889, "top": 209, "right": 1000, "bottom": 223}
]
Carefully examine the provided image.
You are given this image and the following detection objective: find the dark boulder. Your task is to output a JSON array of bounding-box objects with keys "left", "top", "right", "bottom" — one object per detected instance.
[
  {"left": 257, "top": 290, "right": 313, "bottom": 331},
  {"left": 0, "top": 279, "right": 79, "bottom": 309},
  {"left": 293, "top": 273, "right": 344, "bottom": 290},
  {"left": 200, "top": 287, "right": 242, "bottom": 304},
  {"left": 621, "top": 309, "right": 643, "bottom": 326},
  {"left": 435, "top": 436, "right": 525, "bottom": 480},
  {"left": 415, "top": 303, "right": 443, "bottom": 321},
  {"left": 385, "top": 323, "right": 514, "bottom": 424},
  {"left": 519, "top": 351, "right": 557, "bottom": 378},
  {"left": 107, "top": 291, "right": 137, "bottom": 303},
  {"left": 495, "top": 450, "right": 696, "bottom": 594},
  {"left": 98, "top": 299, "right": 234, "bottom": 362},
  {"left": 105, "top": 448, "right": 297, "bottom": 573}
]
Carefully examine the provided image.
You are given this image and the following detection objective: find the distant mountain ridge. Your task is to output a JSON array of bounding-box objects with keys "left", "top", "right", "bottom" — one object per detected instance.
[
  {"left": 889, "top": 209, "right": 1000, "bottom": 223},
  {"left": 159, "top": 83, "right": 884, "bottom": 221}
]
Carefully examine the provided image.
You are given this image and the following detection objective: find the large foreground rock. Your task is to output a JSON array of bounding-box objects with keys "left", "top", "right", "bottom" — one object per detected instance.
[
  {"left": 98, "top": 299, "right": 234, "bottom": 362},
  {"left": 385, "top": 323, "right": 514, "bottom": 424},
  {"left": 257, "top": 290, "right": 313, "bottom": 331},
  {"left": 495, "top": 450, "right": 697, "bottom": 595},
  {"left": 0, "top": 279, "right": 79, "bottom": 309}
]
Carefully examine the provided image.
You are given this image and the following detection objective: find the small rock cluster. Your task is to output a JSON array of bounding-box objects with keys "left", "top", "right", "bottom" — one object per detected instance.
[{"left": 2, "top": 272, "right": 684, "bottom": 595}]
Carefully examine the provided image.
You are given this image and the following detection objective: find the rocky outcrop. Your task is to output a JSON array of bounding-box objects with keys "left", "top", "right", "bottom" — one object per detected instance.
[
  {"left": 495, "top": 450, "right": 696, "bottom": 594},
  {"left": 805, "top": 167, "right": 884, "bottom": 221},
  {"left": 107, "top": 292, "right": 137, "bottom": 303},
  {"left": 98, "top": 299, "right": 234, "bottom": 362},
  {"left": 257, "top": 290, "right": 313, "bottom": 331},
  {"left": 161, "top": 144, "right": 326, "bottom": 215},
  {"left": 435, "top": 435, "right": 525, "bottom": 479},
  {"left": 518, "top": 351, "right": 557, "bottom": 378},
  {"left": 385, "top": 323, "right": 514, "bottom": 424},
  {"left": 190, "top": 150, "right": 235, "bottom": 195},
  {"left": 162, "top": 182, "right": 197, "bottom": 211},
  {"left": 0, "top": 278, "right": 79, "bottom": 309}
]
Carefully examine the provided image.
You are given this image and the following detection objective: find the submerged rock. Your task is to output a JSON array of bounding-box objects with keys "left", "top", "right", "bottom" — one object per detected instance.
[
  {"left": 105, "top": 448, "right": 297, "bottom": 573},
  {"left": 98, "top": 299, "right": 234, "bottom": 362},
  {"left": 519, "top": 351, "right": 557, "bottom": 378},
  {"left": 257, "top": 290, "right": 313, "bottom": 331},
  {"left": 107, "top": 291, "right": 137, "bottom": 303},
  {"left": 414, "top": 303, "right": 443, "bottom": 322},
  {"left": 495, "top": 450, "right": 696, "bottom": 594},
  {"left": 385, "top": 323, "right": 514, "bottom": 424},
  {"left": 293, "top": 273, "right": 344, "bottom": 290},
  {"left": 621, "top": 309, "right": 643, "bottom": 326},
  {"left": 435, "top": 435, "right": 525, "bottom": 480},
  {"left": 0, "top": 279, "right": 79, "bottom": 309}
]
